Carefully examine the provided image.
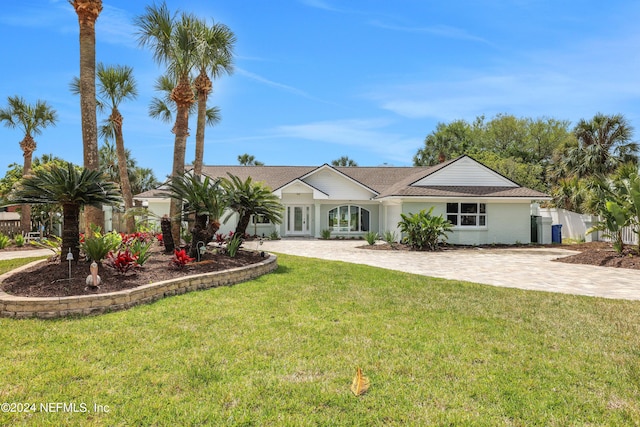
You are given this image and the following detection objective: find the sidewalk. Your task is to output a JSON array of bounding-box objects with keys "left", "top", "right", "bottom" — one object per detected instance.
[
  {"left": 260, "top": 239, "right": 640, "bottom": 301},
  {"left": 0, "top": 249, "right": 53, "bottom": 261}
]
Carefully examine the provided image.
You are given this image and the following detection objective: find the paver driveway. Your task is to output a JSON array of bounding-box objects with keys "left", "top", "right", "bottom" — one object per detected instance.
[{"left": 260, "top": 239, "right": 640, "bottom": 301}]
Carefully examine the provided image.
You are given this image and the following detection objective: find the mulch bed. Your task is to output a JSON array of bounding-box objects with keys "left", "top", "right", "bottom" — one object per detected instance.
[
  {"left": 1, "top": 244, "right": 266, "bottom": 298},
  {"left": 359, "top": 241, "right": 640, "bottom": 270}
]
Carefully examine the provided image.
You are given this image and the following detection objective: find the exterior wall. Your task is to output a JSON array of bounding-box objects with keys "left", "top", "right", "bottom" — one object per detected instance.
[{"left": 401, "top": 201, "right": 532, "bottom": 245}]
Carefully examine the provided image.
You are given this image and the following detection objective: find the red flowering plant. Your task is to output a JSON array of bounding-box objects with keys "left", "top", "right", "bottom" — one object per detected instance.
[
  {"left": 170, "top": 249, "right": 195, "bottom": 269},
  {"left": 104, "top": 249, "right": 139, "bottom": 275}
]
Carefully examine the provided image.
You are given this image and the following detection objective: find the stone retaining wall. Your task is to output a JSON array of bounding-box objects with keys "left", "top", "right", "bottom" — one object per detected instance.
[{"left": 0, "top": 254, "right": 277, "bottom": 319}]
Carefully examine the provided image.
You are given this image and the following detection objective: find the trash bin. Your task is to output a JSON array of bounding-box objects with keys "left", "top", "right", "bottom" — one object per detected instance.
[{"left": 551, "top": 224, "right": 562, "bottom": 244}]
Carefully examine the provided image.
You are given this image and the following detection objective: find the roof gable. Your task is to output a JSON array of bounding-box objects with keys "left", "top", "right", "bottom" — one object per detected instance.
[
  {"left": 273, "top": 179, "right": 329, "bottom": 199},
  {"left": 411, "top": 156, "right": 519, "bottom": 188},
  {"left": 300, "top": 164, "right": 378, "bottom": 199}
]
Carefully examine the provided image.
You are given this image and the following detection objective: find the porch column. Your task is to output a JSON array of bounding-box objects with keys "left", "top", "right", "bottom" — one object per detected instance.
[{"left": 314, "top": 202, "right": 321, "bottom": 238}]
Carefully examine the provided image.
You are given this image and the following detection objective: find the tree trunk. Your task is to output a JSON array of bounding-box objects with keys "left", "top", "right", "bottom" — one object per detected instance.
[
  {"left": 61, "top": 203, "right": 81, "bottom": 264},
  {"left": 168, "top": 75, "right": 195, "bottom": 246},
  {"left": 193, "top": 72, "right": 212, "bottom": 178},
  {"left": 20, "top": 140, "right": 35, "bottom": 234},
  {"left": 189, "top": 213, "right": 211, "bottom": 259},
  {"left": 112, "top": 108, "right": 135, "bottom": 233},
  {"left": 160, "top": 216, "right": 175, "bottom": 254},
  {"left": 74, "top": 0, "right": 104, "bottom": 232},
  {"left": 235, "top": 212, "right": 251, "bottom": 237}
]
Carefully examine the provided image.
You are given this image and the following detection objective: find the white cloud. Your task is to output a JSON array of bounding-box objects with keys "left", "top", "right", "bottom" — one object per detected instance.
[{"left": 370, "top": 21, "right": 490, "bottom": 45}]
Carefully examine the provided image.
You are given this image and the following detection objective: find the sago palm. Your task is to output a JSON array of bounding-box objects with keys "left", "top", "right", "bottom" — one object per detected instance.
[
  {"left": 7, "top": 162, "right": 121, "bottom": 263},
  {"left": 221, "top": 174, "right": 283, "bottom": 237},
  {"left": 0, "top": 95, "right": 58, "bottom": 233},
  {"left": 163, "top": 173, "right": 227, "bottom": 257}
]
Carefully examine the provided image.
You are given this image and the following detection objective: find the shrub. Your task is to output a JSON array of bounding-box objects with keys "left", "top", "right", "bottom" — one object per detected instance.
[
  {"left": 383, "top": 230, "right": 398, "bottom": 245},
  {"left": 398, "top": 207, "right": 452, "bottom": 251},
  {"left": 13, "top": 234, "right": 25, "bottom": 247},
  {"left": 105, "top": 250, "right": 138, "bottom": 275},
  {"left": 269, "top": 230, "right": 280, "bottom": 240},
  {"left": 364, "top": 231, "right": 378, "bottom": 245},
  {"left": 80, "top": 232, "right": 122, "bottom": 263},
  {"left": 30, "top": 236, "right": 62, "bottom": 258},
  {"left": 129, "top": 239, "right": 153, "bottom": 266},
  {"left": 227, "top": 235, "right": 243, "bottom": 258},
  {"left": 171, "top": 249, "right": 195, "bottom": 269},
  {"left": 0, "top": 233, "right": 9, "bottom": 249},
  {"left": 321, "top": 229, "right": 331, "bottom": 240}
]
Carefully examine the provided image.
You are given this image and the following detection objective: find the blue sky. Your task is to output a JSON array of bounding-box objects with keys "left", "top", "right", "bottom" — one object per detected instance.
[{"left": 1, "top": 0, "right": 640, "bottom": 181}]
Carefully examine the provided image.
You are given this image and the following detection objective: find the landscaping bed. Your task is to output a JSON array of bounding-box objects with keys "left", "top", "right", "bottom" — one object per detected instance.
[{"left": 1, "top": 244, "right": 266, "bottom": 298}]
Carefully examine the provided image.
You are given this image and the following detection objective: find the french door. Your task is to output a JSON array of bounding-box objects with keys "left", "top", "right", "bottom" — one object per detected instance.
[{"left": 286, "top": 205, "right": 310, "bottom": 235}]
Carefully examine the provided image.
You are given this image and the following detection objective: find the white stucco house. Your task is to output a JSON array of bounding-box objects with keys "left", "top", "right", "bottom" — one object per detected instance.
[{"left": 134, "top": 155, "right": 551, "bottom": 245}]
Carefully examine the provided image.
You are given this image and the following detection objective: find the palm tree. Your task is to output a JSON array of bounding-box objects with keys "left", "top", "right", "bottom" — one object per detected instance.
[
  {"left": 221, "top": 174, "right": 283, "bottom": 236},
  {"left": 237, "top": 153, "right": 264, "bottom": 166},
  {"left": 135, "top": 2, "right": 200, "bottom": 245},
  {"left": 7, "top": 162, "right": 121, "bottom": 263},
  {"left": 71, "top": 0, "right": 104, "bottom": 231},
  {"left": 331, "top": 156, "right": 358, "bottom": 167},
  {"left": 564, "top": 113, "right": 638, "bottom": 178},
  {"left": 192, "top": 18, "right": 235, "bottom": 177},
  {"left": 163, "top": 173, "right": 227, "bottom": 257},
  {"left": 0, "top": 96, "right": 57, "bottom": 233}
]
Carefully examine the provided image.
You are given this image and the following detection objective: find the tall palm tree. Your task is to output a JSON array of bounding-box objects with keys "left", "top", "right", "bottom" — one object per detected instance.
[
  {"left": 565, "top": 113, "right": 638, "bottom": 177},
  {"left": 7, "top": 162, "right": 121, "bottom": 263},
  {"left": 221, "top": 174, "right": 283, "bottom": 236},
  {"left": 192, "top": 18, "right": 235, "bottom": 177},
  {"left": 96, "top": 64, "right": 138, "bottom": 232},
  {"left": 71, "top": 0, "right": 104, "bottom": 231},
  {"left": 163, "top": 173, "right": 227, "bottom": 257},
  {"left": 0, "top": 96, "right": 58, "bottom": 233},
  {"left": 135, "top": 2, "right": 200, "bottom": 245}
]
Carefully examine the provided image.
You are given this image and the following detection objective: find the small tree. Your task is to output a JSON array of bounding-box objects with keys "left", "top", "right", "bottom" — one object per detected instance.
[
  {"left": 398, "top": 207, "right": 452, "bottom": 251},
  {"left": 587, "top": 201, "right": 629, "bottom": 253},
  {"left": 221, "top": 174, "right": 283, "bottom": 237},
  {"left": 6, "top": 162, "right": 121, "bottom": 262}
]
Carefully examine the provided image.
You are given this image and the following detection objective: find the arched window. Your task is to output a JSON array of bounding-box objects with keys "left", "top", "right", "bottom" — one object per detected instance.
[{"left": 328, "top": 205, "right": 370, "bottom": 233}]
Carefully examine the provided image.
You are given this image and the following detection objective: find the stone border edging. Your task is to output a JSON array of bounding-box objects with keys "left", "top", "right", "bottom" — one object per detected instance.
[{"left": 0, "top": 253, "right": 277, "bottom": 319}]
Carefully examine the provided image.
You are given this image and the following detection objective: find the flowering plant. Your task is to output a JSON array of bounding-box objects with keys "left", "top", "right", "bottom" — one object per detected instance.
[
  {"left": 104, "top": 249, "right": 139, "bottom": 274},
  {"left": 171, "top": 249, "right": 195, "bottom": 269}
]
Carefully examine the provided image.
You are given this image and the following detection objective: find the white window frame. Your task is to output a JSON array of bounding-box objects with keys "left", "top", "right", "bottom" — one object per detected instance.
[
  {"left": 328, "top": 205, "right": 370, "bottom": 233},
  {"left": 446, "top": 202, "right": 487, "bottom": 228}
]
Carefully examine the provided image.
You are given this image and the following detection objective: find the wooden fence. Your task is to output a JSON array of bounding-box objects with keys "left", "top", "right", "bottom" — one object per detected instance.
[{"left": 0, "top": 220, "right": 21, "bottom": 237}]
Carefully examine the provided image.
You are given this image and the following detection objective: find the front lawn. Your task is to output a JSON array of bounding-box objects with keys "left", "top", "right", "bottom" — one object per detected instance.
[{"left": 1, "top": 254, "right": 639, "bottom": 425}]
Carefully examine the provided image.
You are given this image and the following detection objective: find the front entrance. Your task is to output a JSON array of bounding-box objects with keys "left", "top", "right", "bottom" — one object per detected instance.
[{"left": 286, "top": 205, "right": 310, "bottom": 235}]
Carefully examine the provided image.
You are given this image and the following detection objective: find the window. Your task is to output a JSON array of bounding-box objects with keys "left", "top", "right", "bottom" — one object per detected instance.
[
  {"left": 447, "top": 203, "right": 486, "bottom": 227},
  {"left": 252, "top": 214, "right": 271, "bottom": 224},
  {"left": 328, "top": 205, "right": 370, "bottom": 233}
]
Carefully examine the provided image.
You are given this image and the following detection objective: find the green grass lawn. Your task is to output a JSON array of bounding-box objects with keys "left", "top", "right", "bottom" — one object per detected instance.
[{"left": 1, "top": 253, "right": 639, "bottom": 426}]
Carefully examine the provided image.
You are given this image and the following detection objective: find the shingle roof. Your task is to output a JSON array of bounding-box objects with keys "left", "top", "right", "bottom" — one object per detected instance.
[{"left": 136, "top": 158, "right": 550, "bottom": 200}]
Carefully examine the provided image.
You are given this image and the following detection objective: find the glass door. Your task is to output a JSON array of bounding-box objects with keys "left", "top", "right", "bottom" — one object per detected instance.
[{"left": 287, "top": 205, "right": 310, "bottom": 235}]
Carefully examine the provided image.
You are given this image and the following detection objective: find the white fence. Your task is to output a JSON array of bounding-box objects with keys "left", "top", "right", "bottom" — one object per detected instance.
[{"left": 538, "top": 207, "right": 638, "bottom": 245}]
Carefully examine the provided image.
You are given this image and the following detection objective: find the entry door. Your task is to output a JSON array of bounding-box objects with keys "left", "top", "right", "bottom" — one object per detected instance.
[{"left": 287, "top": 205, "right": 310, "bottom": 235}]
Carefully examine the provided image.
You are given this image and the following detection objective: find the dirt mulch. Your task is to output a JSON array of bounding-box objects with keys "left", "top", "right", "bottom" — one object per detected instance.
[
  {"left": 1, "top": 244, "right": 267, "bottom": 298},
  {"left": 359, "top": 241, "right": 640, "bottom": 270}
]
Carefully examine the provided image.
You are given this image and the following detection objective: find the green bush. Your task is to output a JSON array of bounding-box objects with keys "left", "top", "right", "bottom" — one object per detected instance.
[
  {"left": 129, "top": 239, "right": 153, "bottom": 266},
  {"left": 364, "top": 231, "right": 378, "bottom": 245},
  {"left": 269, "top": 230, "right": 280, "bottom": 240},
  {"left": 321, "top": 229, "right": 331, "bottom": 240},
  {"left": 13, "top": 234, "right": 25, "bottom": 247},
  {"left": 0, "top": 233, "right": 10, "bottom": 249},
  {"left": 80, "top": 231, "right": 122, "bottom": 263},
  {"left": 227, "top": 235, "right": 242, "bottom": 258},
  {"left": 383, "top": 230, "right": 398, "bottom": 245},
  {"left": 398, "top": 207, "right": 452, "bottom": 251}
]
